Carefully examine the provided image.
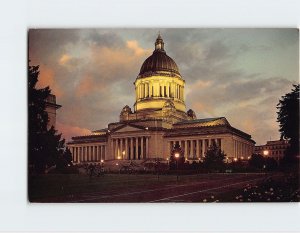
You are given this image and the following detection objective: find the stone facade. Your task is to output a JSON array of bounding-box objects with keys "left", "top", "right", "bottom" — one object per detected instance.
[
  {"left": 255, "top": 140, "right": 290, "bottom": 161},
  {"left": 45, "top": 94, "right": 61, "bottom": 129},
  {"left": 68, "top": 34, "right": 255, "bottom": 163}
]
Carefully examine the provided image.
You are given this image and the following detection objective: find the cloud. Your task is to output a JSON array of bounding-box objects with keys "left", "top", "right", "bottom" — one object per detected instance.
[
  {"left": 36, "top": 64, "right": 63, "bottom": 98},
  {"left": 126, "top": 40, "right": 151, "bottom": 56},
  {"left": 56, "top": 122, "right": 91, "bottom": 141},
  {"left": 28, "top": 29, "right": 299, "bottom": 145},
  {"left": 59, "top": 54, "right": 71, "bottom": 65}
]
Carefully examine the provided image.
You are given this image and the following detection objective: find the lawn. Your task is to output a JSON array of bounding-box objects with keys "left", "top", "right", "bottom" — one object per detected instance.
[{"left": 29, "top": 173, "right": 185, "bottom": 201}]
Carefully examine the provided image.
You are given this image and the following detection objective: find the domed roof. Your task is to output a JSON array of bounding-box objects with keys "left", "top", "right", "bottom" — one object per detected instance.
[{"left": 139, "top": 34, "right": 180, "bottom": 76}]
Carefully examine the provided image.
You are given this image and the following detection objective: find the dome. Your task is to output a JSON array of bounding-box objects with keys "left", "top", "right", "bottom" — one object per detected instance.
[{"left": 139, "top": 34, "right": 180, "bottom": 76}]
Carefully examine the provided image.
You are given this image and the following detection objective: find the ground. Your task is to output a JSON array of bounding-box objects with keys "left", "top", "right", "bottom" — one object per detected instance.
[{"left": 28, "top": 172, "right": 299, "bottom": 203}]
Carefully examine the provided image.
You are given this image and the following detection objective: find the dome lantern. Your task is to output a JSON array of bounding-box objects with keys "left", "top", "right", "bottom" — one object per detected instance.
[{"left": 155, "top": 32, "right": 165, "bottom": 51}]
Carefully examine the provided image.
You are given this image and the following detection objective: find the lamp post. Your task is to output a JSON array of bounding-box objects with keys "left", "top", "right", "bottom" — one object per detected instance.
[
  {"left": 175, "top": 152, "right": 180, "bottom": 182},
  {"left": 100, "top": 159, "right": 104, "bottom": 175}
]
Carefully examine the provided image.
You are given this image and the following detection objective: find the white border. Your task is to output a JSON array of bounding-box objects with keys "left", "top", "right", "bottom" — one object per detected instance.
[{"left": 0, "top": 0, "right": 299, "bottom": 232}]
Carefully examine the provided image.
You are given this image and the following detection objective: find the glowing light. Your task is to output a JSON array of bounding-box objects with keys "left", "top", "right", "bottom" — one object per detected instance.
[
  {"left": 241, "top": 156, "right": 244, "bottom": 160},
  {"left": 101, "top": 159, "right": 104, "bottom": 163},
  {"left": 116, "top": 163, "right": 119, "bottom": 166},
  {"left": 166, "top": 158, "right": 169, "bottom": 161},
  {"left": 117, "top": 156, "right": 121, "bottom": 160},
  {"left": 247, "top": 156, "right": 250, "bottom": 160},
  {"left": 175, "top": 153, "right": 180, "bottom": 158},
  {"left": 234, "top": 158, "right": 238, "bottom": 162},
  {"left": 122, "top": 151, "right": 125, "bottom": 156},
  {"left": 263, "top": 150, "right": 269, "bottom": 156},
  {"left": 145, "top": 127, "right": 148, "bottom": 130}
]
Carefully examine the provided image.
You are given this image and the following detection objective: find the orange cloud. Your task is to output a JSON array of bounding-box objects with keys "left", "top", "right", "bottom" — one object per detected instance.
[
  {"left": 59, "top": 54, "right": 71, "bottom": 65},
  {"left": 37, "top": 64, "right": 63, "bottom": 98},
  {"left": 126, "top": 40, "right": 151, "bottom": 56},
  {"left": 56, "top": 122, "right": 91, "bottom": 141}
]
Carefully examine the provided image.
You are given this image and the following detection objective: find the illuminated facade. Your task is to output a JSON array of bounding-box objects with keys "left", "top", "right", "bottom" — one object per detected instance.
[
  {"left": 255, "top": 140, "right": 289, "bottom": 161},
  {"left": 68, "top": 34, "right": 255, "bottom": 164}
]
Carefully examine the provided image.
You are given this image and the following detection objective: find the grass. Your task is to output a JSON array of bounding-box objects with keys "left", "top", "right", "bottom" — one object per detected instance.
[
  {"left": 28, "top": 173, "right": 186, "bottom": 201},
  {"left": 29, "top": 172, "right": 298, "bottom": 202}
]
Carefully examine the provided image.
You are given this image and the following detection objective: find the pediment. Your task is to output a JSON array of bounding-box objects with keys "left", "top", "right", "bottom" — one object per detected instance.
[{"left": 113, "top": 124, "right": 144, "bottom": 133}]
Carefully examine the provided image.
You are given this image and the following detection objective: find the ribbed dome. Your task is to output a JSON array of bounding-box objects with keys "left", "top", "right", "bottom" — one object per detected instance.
[
  {"left": 139, "top": 51, "right": 180, "bottom": 75},
  {"left": 139, "top": 34, "right": 180, "bottom": 76}
]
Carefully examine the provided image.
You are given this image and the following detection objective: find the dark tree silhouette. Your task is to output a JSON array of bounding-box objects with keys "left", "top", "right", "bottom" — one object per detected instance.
[
  {"left": 203, "top": 143, "right": 226, "bottom": 170},
  {"left": 277, "top": 84, "right": 299, "bottom": 159},
  {"left": 28, "top": 63, "right": 69, "bottom": 173},
  {"left": 248, "top": 154, "right": 265, "bottom": 170}
]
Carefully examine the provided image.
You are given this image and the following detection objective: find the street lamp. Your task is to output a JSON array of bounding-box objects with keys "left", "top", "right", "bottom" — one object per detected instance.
[
  {"left": 263, "top": 150, "right": 269, "bottom": 156},
  {"left": 175, "top": 152, "right": 180, "bottom": 181}
]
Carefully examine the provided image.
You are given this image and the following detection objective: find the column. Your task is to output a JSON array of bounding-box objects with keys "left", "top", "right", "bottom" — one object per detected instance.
[
  {"left": 73, "top": 147, "right": 76, "bottom": 163},
  {"left": 78, "top": 147, "right": 81, "bottom": 163},
  {"left": 184, "top": 140, "right": 187, "bottom": 158},
  {"left": 120, "top": 138, "right": 123, "bottom": 159},
  {"left": 162, "top": 84, "right": 165, "bottom": 97},
  {"left": 190, "top": 140, "right": 194, "bottom": 158},
  {"left": 166, "top": 83, "right": 170, "bottom": 97},
  {"left": 82, "top": 146, "right": 84, "bottom": 162},
  {"left": 86, "top": 146, "right": 89, "bottom": 161},
  {"left": 145, "top": 83, "right": 148, "bottom": 97},
  {"left": 149, "top": 82, "right": 152, "bottom": 97},
  {"left": 141, "top": 137, "right": 144, "bottom": 159},
  {"left": 130, "top": 137, "right": 133, "bottom": 160},
  {"left": 100, "top": 145, "right": 102, "bottom": 161},
  {"left": 125, "top": 138, "right": 128, "bottom": 160},
  {"left": 135, "top": 137, "right": 139, "bottom": 160},
  {"left": 110, "top": 139, "right": 113, "bottom": 160},
  {"left": 98, "top": 145, "right": 101, "bottom": 161},
  {"left": 135, "top": 85, "right": 138, "bottom": 100},
  {"left": 146, "top": 137, "right": 149, "bottom": 159},
  {"left": 196, "top": 140, "right": 200, "bottom": 158},
  {"left": 90, "top": 146, "right": 92, "bottom": 161},
  {"left": 94, "top": 146, "right": 97, "bottom": 161},
  {"left": 202, "top": 140, "right": 206, "bottom": 157},
  {"left": 100, "top": 145, "right": 103, "bottom": 161}
]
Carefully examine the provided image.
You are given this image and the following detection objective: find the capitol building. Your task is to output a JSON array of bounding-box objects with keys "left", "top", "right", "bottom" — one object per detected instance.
[{"left": 68, "top": 34, "right": 255, "bottom": 164}]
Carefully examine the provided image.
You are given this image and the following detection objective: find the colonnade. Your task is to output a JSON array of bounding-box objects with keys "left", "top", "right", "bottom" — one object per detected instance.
[
  {"left": 233, "top": 140, "right": 253, "bottom": 158},
  {"left": 70, "top": 145, "right": 106, "bottom": 163},
  {"left": 136, "top": 81, "right": 184, "bottom": 101},
  {"left": 111, "top": 136, "right": 149, "bottom": 160},
  {"left": 168, "top": 138, "right": 222, "bottom": 159}
]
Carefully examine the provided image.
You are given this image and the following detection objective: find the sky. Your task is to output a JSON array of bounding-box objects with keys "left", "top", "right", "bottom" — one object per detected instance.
[{"left": 28, "top": 28, "right": 299, "bottom": 145}]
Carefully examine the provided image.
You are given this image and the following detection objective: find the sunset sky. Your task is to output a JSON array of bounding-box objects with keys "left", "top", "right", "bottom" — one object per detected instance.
[{"left": 28, "top": 28, "right": 299, "bottom": 145}]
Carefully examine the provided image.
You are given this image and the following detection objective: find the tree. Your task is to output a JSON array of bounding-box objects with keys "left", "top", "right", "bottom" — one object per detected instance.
[
  {"left": 248, "top": 153, "right": 265, "bottom": 170},
  {"left": 277, "top": 84, "right": 299, "bottom": 159},
  {"left": 28, "top": 63, "right": 69, "bottom": 173},
  {"left": 203, "top": 143, "right": 226, "bottom": 171}
]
